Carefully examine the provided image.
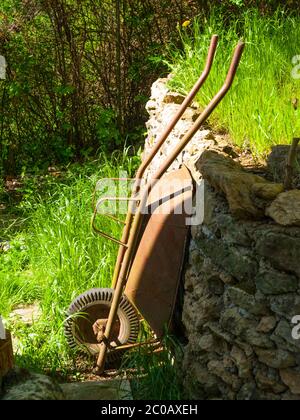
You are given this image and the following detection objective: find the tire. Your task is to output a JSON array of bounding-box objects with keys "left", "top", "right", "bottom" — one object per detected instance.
[{"left": 64, "top": 288, "right": 140, "bottom": 361}]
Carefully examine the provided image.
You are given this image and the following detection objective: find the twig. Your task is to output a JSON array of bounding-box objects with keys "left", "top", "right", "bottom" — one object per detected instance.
[{"left": 284, "top": 138, "right": 300, "bottom": 191}]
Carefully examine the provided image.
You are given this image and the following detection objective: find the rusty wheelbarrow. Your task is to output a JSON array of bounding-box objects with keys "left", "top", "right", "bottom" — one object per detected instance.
[{"left": 64, "top": 36, "right": 245, "bottom": 373}]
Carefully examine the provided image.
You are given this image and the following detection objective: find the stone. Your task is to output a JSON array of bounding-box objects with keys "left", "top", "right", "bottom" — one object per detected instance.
[
  {"left": 230, "top": 346, "right": 253, "bottom": 379},
  {"left": 10, "top": 305, "right": 41, "bottom": 325},
  {"left": 196, "top": 150, "right": 283, "bottom": 219},
  {"left": 280, "top": 369, "right": 300, "bottom": 395},
  {"left": 61, "top": 380, "right": 132, "bottom": 401},
  {"left": 196, "top": 234, "right": 258, "bottom": 286},
  {"left": 237, "top": 383, "right": 256, "bottom": 400},
  {"left": 254, "top": 348, "right": 296, "bottom": 369},
  {"left": 207, "top": 359, "right": 242, "bottom": 391},
  {"left": 198, "top": 333, "right": 217, "bottom": 352},
  {"left": 256, "top": 316, "right": 277, "bottom": 334},
  {"left": 256, "top": 232, "right": 300, "bottom": 278},
  {"left": 1, "top": 368, "right": 64, "bottom": 400},
  {"left": 204, "top": 322, "right": 234, "bottom": 344},
  {"left": 225, "top": 286, "right": 268, "bottom": 316},
  {"left": 282, "top": 392, "right": 300, "bottom": 400},
  {"left": 207, "top": 274, "right": 224, "bottom": 296},
  {"left": 270, "top": 295, "right": 300, "bottom": 320},
  {"left": 184, "top": 361, "right": 220, "bottom": 399},
  {"left": 252, "top": 183, "right": 284, "bottom": 201},
  {"left": 271, "top": 320, "right": 300, "bottom": 353},
  {"left": 255, "top": 367, "right": 287, "bottom": 394},
  {"left": 256, "top": 269, "right": 298, "bottom": 295},
  {"left": 220, "top": 307, "right": 256, "bottom": 337},
  {"left": 163, "top": 92, "right": 185, "bottom": 105},
  {"left": 214, "top": 213, "right": 252, "bottom": 247},
  {"left": 266, "top": 190, "right": 300, "bottom": 226},
  {"left": 243, "top": 328, "right": 274, "bottom": 349}
]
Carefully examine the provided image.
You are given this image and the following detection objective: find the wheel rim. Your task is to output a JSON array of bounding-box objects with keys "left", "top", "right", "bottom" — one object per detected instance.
[{"left": 64, "top": 288, "right": 139, "bottom": 358}]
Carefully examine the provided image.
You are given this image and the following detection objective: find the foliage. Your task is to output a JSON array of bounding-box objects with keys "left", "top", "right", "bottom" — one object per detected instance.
[
  {"left": 0, "top": 148, "right": 139, "bottom": 372},
  {"left": 167, "top": 9, "right": 300, "bottom": 156},
  {"left": 0, "top": 0, "right": 199, "bottom": 175}
]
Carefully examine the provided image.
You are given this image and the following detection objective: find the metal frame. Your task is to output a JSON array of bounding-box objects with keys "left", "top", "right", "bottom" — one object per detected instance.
[{"left": 91, "top": 36, "right": 245, "bottom": 374}]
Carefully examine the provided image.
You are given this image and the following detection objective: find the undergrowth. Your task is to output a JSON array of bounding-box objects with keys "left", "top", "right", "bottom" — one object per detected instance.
[
  {"left": 0, "top": 149, "right": 139, "bottom": 374},
  {"left": 167, "top": 9, "right": 300, "bottom": 157}
]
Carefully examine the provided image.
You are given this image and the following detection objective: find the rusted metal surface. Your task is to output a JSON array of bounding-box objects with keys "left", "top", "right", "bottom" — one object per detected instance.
[
  {"left": 125, "top": 166, "right": 193, "bottom": 338},
  {"left": 94, "top": 40, "right": 245, "bottom": 374},
  {"left": 0, "top": 331, "right": 14, "bottom": 377}
]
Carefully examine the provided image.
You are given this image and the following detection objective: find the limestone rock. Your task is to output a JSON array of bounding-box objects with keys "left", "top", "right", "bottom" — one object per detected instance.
[
  {"left": 256, "top": 232, "right": 300, "bottom": 278},
  {"left": 271, "top": 320, "right": 300, "bottom": 353},
  {"left": 256, "top": 269, "right": 298, "bottom": 295},
  {"left": 163, "top": 92, "right": 185, "bottom": 105},
  {"left": 196, "top": 150, "right": 283, "bottom": 219},
  {"left": 266, "top": 190, "right": 300, "bottom": 226},
  {"left": 254, "top": 348, "right": 296, "bottom": 369},
  {"left": 255, "top": 367, "right": 287, "bottom": 394},
  {"left": 207, "top": 359, "right": 242, "bottom": 391},
  {"left": 256, "top": 316, "right": 277, "bottom": 334},
  {"left": 225, "top": 286, "right": 268, "bottom": 316},
  {"left": 252, "top": 183, "right": 284, "bottom": 200},
  {"left": 270, "top": 295, "right": 300, "bottom": 320},
  {"left": 280, "top": 369, "right": 300, "bottom": 395},
  {"left": 61, "top": 380, "right": 132, "bottom": 401},
  {"left": 1, "top": 368, "right": 64, "bottom": 400},
  {"left": 230, "top": 346, "right": 253, "bottom": 379}
]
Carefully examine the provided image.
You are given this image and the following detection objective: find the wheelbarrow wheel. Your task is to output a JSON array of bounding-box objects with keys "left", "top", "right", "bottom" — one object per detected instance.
[{"left": 64, "top": 288, "right": 140, "bottom": 363}]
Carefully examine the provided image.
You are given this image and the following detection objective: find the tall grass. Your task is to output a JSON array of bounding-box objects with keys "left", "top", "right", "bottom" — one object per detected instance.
[
  {"left": 167, "top": 9, "right": 300, "bottom": 157},
  {"left": 0, "top": 149, "right": 139, "bottom": 373}
]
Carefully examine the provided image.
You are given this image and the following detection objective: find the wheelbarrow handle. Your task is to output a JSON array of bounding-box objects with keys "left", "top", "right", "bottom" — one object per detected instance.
[{"left": 94, "top": 39, "right": 245, "bottom": 375}]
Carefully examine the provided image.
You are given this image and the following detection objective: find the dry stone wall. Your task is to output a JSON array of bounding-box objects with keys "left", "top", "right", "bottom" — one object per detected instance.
[{"left": 144, "top": 78, "right": 300, "bottom": 400}]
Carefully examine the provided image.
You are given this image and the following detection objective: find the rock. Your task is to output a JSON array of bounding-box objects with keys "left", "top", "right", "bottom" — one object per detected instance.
[
  {"left": 61, "top": 380, "right": 132, "bottom": 401},
  {"left": 252, "top": 183, "right": 284, "bottom": 201},
  {"left": 266, "top": 190, "right": 300, "bottom": 226},
  {"left": 183, "top": 361, "right": 220, "bottom": 399},
  {"left": 196, "top": 234, "right": 258, "bottom": 285},
  {"left": 10, "top": 305, "right": 41, "bottom": 325},
  {"left": 207, "top": 359, "right": 242, "bottom": 391},
  {"left": 280, "top": 369, "right": 300, "bottom": 395},
  {"left": 282, "top": 391, "right": 300, "bottom": 400},
  {"left": 254, "top": 348, "right": 296, "bottom": 369},
  {"left": 256, "top": 269, "right": 298, "bottom": 295},
  {"left": 270, "top": 295, "right": 300, "bottom": 320},
  {"left": 225, "top": 286, "right": 268, "bottom": 316},
  {"left": 230, "top": 346, "right": 253, "bottom": 379},
  {"left": 198, "top": 333, "right": 218, "bottom": 352},
  {"left": 271, "top": 320, "right": 300, "bottom": 353},
  {"left": 256, "top": 316, "right": 277, "bottom": 334},
  {"left": 1, "top": 368, "right": 64, "bottom": 400},
  {"left": 243, "top": 328, "right": 274, "bottom": 349},
  {"left": 196, "top": 150, "right": 283, "bottom": 219},
  {"left": 255, "top": 367, "right": 287, "bottom": 394},
  {"left": 237, "top": 382, "right": 256, "bottom": 400},
  {"left": 256, "top": 232, "right": 300, "bottom": 278},
  {"left": 204, "top": 321, "right": 234, "bottom": 344},
  {"left": 163, "top": 92, "right": 185, "bottom": 105}
]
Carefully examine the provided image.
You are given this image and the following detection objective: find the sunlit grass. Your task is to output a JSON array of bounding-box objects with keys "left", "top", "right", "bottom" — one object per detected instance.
[
  {"left": 167, "top": 9, "right": 300, "bottom": 157},
  {"left": 0, "top": 149, "right": 139, "bottom": 372}
]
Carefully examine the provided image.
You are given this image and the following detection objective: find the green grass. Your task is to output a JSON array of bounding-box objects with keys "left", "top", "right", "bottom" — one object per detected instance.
[
  {"left": 167, "top": 9, "right": 300, "bottom": 157},
  {"left": 0, "top": 149, "right": 140, "bottom": 373}
]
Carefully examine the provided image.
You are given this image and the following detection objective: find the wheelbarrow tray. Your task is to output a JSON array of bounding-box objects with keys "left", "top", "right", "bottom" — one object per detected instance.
[{"left": 125, "top": 165, "right": 193, "bottom": 337}]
